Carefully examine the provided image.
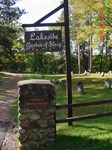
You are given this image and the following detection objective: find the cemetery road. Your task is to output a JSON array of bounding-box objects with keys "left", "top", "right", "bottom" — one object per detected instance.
[{"left": 0, "top": 73, "right": 23, "bottom": 150}]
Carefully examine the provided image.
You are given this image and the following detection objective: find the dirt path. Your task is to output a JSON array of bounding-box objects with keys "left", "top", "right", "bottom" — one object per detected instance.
[{"left": 0, "top": 73, "right": 23, "bottom": 150}]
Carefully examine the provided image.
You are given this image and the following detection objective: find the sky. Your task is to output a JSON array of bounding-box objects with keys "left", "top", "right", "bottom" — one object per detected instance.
[{"left": 16, "top": 0, "right": 62, "bottom": 24}]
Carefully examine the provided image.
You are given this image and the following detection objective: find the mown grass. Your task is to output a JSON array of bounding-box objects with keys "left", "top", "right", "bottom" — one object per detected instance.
[
  {"left": 46, "top": 117, "right": 112, "bottom": 150},
  {"left": 13, "top": 73, "right": 112, "bottom": 150}
]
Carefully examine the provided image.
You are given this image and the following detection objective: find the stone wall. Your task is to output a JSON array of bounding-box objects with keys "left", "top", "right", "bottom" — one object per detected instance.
[{"left": 18, "top": 79, "right": 56, "bottom": 150}]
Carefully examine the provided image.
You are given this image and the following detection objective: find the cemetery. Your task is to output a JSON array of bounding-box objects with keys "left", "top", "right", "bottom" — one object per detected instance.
[
  {"left": 0, "top": 0, "right": 112, "bottom": 150},
  {"left": 0, "top": 72, "right": 112, "bottom": 149}
]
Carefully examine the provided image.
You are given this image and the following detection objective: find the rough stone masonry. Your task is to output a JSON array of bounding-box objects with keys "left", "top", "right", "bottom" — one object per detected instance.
[{"left": 18, "top": 79, "right": 56, "bottom": 150}]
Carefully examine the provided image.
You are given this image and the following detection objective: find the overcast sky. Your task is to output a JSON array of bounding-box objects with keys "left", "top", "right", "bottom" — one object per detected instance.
[{"left": 16, "top": 0, "right": 62, "bottom": 24}]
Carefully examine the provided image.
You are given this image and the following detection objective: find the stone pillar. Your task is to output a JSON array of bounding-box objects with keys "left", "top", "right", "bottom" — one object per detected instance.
[{"left": 18, "top": 79, "right": 56, "bottom": 150}]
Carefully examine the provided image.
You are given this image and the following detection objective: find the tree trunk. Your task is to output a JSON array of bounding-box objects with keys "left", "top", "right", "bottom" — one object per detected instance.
[
  {"left": 78, "top": 42, "right": 81, "bottom": 74},
  {"left": 105, "top": 46, "right": 108, "bottom": 72},
  {"left": 88, "top": 34, "right": 93, "bottom": 72}
]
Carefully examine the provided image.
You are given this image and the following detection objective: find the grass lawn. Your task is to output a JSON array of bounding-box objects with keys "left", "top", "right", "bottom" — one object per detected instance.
[
  {"left": 13, "top": 73, "right": 112, "bottom": 150},
  {"left": 46, "top": 117, "right": 112, "bottom": 150}
]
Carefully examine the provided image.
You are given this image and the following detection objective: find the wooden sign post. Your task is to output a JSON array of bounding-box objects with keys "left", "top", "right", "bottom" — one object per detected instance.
[{"left": 22, "top": 0, "right": 73, "bottom": 126}]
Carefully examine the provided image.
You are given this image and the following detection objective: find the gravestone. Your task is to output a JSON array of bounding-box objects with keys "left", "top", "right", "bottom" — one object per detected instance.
[
  {"left": 104, "top": 78, "right": 111, "bottom": 89},
  {"left": 76, "top": 81, "right": 84, "bottom": 94},
  {"left": 18, "top": 79, "right": 56, "bottom": 150}
]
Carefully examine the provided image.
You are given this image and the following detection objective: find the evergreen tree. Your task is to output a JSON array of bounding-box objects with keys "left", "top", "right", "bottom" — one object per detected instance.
[
  {"left": 0, "top": 0, "right": 25, "bottom": 71},
  {"left": 0, "top": 0, "right": 24, "bottom": 50}
]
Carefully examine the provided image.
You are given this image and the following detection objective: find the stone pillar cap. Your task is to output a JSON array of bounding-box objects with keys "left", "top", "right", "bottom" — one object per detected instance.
[{"left": 18, "top": 79, "right": 53, "bottom": 86}]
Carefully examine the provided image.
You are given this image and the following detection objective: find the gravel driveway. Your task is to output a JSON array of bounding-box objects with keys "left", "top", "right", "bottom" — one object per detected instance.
[{"left": 0, "top": 73, "right": 23, "bottom": 150}]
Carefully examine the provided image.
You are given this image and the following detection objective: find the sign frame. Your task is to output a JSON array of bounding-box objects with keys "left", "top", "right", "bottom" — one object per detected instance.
[{"left": 25, "top": 30, "right": 62, "bottom": 52}]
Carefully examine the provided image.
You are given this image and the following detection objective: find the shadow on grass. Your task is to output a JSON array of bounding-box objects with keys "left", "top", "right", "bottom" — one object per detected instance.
[
  {"left": 72, "top": 88, "right": 112, "bottom": 103},
  {"left": 75, "top": 123, "right": 112, "bottom": 133},
  {"left": 46, "top": 135, "right": 112, "bottom": 150}
]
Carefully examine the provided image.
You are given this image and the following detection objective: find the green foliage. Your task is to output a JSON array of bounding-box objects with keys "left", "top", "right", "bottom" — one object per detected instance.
[
  {"left": 69, "top": 0, "right": 112, "bottom": 44},
  {"left": 1, "top": 50, "right": 112, "bottom": 73},
  {"left": 0, "top": 0, "right": 112, "bottom": 74},
  {"left": 0, "top": 0, "right": 25, "bottom": 70}
]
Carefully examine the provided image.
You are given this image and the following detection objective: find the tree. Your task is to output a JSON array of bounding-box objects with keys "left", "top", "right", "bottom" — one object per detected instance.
[
  {"left": 0, "top": 0, "right": 24, "bottom": 47},
  {"left": 0, "top": 0, "right": 25, "bottom": 71},
  {"left": 68, "top": 0, "right": 112, "bottom": 72}
]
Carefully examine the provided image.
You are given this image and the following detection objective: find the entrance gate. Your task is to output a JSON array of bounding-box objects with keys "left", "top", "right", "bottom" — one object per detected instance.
[
  {"left": 22, "top": 0, "right": 73, "bottom": 125},
  {"left": 22, "top": 0, "right": 112, "bottom": 125}
]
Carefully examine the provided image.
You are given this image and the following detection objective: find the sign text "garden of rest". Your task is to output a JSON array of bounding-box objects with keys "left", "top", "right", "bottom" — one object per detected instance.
[{"left": 25, "top": 30, "right": 62, "bottom": 52}]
